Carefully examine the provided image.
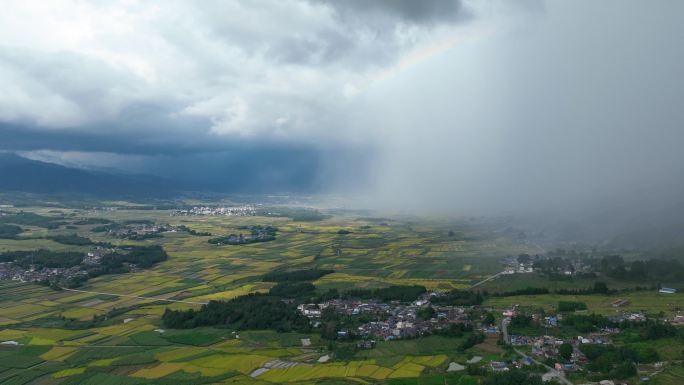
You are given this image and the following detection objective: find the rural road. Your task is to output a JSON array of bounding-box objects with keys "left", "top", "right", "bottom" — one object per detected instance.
[
  {"left": 501, "top": 317, "right": 573, "bottom": 385},
  {"left": 61, "top": 288, "right": 208, "bottom": 305},
  {"left": 501, "top": 317, "right": 510, "bottom": 344},
  {"left": 469, "top": 240, "right": 547, "bottom": 290},
  {"left": 514, "top": 347, "right": 574, "bottom": 385},
  {"left": 469, "top": 271, "right": 505, "bottom": 289}
]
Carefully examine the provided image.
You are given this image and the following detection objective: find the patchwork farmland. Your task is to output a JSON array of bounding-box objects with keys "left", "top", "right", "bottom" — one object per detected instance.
[{"left": 1, "top": 204, "right": 682, "bottom": 384}]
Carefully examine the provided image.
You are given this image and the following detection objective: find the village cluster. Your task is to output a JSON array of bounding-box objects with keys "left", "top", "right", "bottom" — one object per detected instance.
[
  {"left": 294, "top": 289, "right": 684, "bottom": 383},
  {"left": 100, "top": 223, "right": 177, "bottom": 238},
  {"left": 501, "top": 254, "right": 596, "bottom": 276},
  {"left": 0, "top": 247, "right": 118, "bottom": 284},
  {"left": 501, "top": 255, "right": 535, "bottom": 274},
  {"left": 298, "top": 294, "right": 469, "bottom": 342},
  {"left": 171, "top": 205, "right": 256, "bottom": 216},
  {"left": 0, "top": 263, "right": 86, "bottom": 283},
  {"left": 495, "top": 305, "right": 684, "bottom": 378},
  {"left": 509, "top": 331, "right": 614, "bottom": 372}
]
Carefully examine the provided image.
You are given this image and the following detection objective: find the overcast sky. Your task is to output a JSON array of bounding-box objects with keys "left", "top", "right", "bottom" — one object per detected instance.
[
  {"left": 1, "top": 0, "right": 683, "bottom": 212},
  {"left": 1, "top": 0, "right": 469, "bottom": 147}
]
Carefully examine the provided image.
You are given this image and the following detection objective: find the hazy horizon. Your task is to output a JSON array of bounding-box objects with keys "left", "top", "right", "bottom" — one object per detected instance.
[{"left": 2, "top": 0, "right": 684, "bottom": 219}]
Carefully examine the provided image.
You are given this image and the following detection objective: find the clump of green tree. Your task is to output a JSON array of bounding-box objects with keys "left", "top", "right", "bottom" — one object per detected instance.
[
  {"left": 510, "top": 314, "right": 533, "bottom": 328},
  {"left": 482, "top": 371, "right": 544, "bottom": 385},
  {"left": 72, "top": 218, "right": 112, "bottom": 225},
  {"left": 601, "top": 254, "right": 684, "bottom": 282},
  {"left": 492, "top": 282, "right": 610, "bottom": 297},
  {"left": 0, "top": 249, "right": 83, "bottom": 268},
  {"left": 91, "top": 223, "right": 123, "bottom": 233},
  {"left": 536, "top": 253, "right": 684, "bottom": 284},
  {"left": 508, "top": 314, "right": 543, "bottom": 336},
  {"left": 562, "top": 313, "right": 613, "bottom": 333},
  {"left": 416, "top": 306, "right": 435, "bottom": 320},
  {"left": 491, "top": 287, "right": 550, "bottom": 297},
  {"left": 48, "top": 234, "right": 93, "bottom": 246},
  {"left": 208, "top": 225, "right": 277, "bottom": 245},
  {"left": 62, "top": 274, "right": 89, "bottom": 289},
  {"left": 237, "top": 225, "right": 277, "bottom": 234},
  {"left": 558, "top": 301, "right": 588, "bottom": 312},
  {"left": 268, "top": 282, "right": 316, "bottom": 298},
  {"left": 126, "top": 232, "right": 163, "bottom": 240},
  {"left": 162, "top": 293, "right": 310, "bottom": 331},
  {"left": 556, "top": 282, "right": 611, "bottom": 295},
  {"left": 99, "top": 245, "right": 168, "bottom": 270},
  {"left": 430, "top": 289, "right": 484, "bottom": 306},
  {"left": 458, "top": 332, "right": 486, "bottom": 351},
  {"left": 642, "top": 321, "right": 679, "bottom": 340},
  {"left": 122, "top": 219, "right": 155, "bottom": 225},
  {"left": 177, "top": 225, "right": 211, "bottom": 236},
  {"left": 262, "top": 268, "right": 334, "bottom": 282},
  {"left": 304, "top": 285, "right": 427, "bottom": 303},
  {"left": 0, "top": 212, "right": 66, "bottom": 229},
  {"left": 345, "top": 285, "right": 427, "bottom": 302},
  {"left": 433, "top": 322, "right": 475, "bottom": 338},
  {"left": 483, "top": 312, "right": 496, "bottom": 325},
  {"left": 580, "top": 344, "right": 646, "bottom": 379},
  {"left": 558, "top": 342, "right": 573, "bottom": 361},
  {"left": 0, "top": 224, "right": 22, "bottom": 239}
]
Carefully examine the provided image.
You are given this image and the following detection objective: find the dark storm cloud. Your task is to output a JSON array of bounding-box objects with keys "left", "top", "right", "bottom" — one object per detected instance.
[
  {"left": 3, "top": 119, "right": 375, "bottom": 194},
  {"left": 0, "top": 117, "right": 361, "bottom": 158},
  {"left": 318, "top": 0, "right": 466, "bottom": 25}
]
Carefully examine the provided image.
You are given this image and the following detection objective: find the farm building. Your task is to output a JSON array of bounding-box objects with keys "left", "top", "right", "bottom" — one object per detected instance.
[
  {"left": 611, "top": 299, "right": 629, "bottom": 307},
  {"left": 659, "top": 287, "right": 677, "bottom": 294}
]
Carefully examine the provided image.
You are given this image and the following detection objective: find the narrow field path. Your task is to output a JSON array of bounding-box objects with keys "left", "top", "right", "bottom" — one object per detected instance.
[
  {"left": 0, "top": 360, "right": 49, "bottom": 383},
  {"left": 469, "top": 271, "right": 505, "bottom": 289},
  {"left": 512, "top": 347, "right": 574, "bottom": 385}
]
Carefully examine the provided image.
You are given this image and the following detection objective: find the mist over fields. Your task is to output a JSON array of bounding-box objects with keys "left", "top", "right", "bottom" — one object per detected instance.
[
  {"left": 361, "top": 1, "right": 684, "bottom": 214},
  {"left": 1, "top": 0, "right": 684, "bottom": 245}
]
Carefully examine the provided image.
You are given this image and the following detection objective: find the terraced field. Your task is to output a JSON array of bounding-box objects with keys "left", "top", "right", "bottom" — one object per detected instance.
[{"left": 653, "top": 364, "right": 684, "bottom": 385}]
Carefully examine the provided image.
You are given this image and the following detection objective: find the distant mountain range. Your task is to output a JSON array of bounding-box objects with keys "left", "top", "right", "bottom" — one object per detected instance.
[
  {"left": 0, "top": 153, "right": 176, "bottom": 198},
  {"left": 2, "top": 152, "right": 683, "bottom": 254}
]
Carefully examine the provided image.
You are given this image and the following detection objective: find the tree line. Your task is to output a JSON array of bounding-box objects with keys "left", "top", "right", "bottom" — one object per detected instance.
[
  {"left": 601, "top": 254, "right": 684, "bottom": 283},
  {"left": 0, "top": 212, "right": 66, "bottom": 229},
  {"left": 345, "top": 285, "right": 427, "bottom": 302},
  {"left": 208, "top": 226, "right": 277, "bottom": 245},
  {"left": 532, "top": 253, "right": 684, "bottom": 284},
  {"left": 0, "top": 249, "right": 84, "bottom": 268},
  {"left": 162, "top": 293, "right": 310, "bottom": 331}
]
